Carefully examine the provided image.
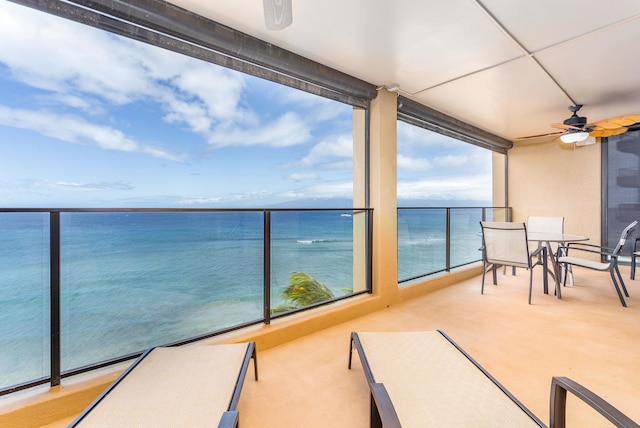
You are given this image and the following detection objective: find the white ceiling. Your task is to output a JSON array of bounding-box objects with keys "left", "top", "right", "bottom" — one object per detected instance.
[{"left": 168, "top": 0, "right": 640, "bottom": 142}]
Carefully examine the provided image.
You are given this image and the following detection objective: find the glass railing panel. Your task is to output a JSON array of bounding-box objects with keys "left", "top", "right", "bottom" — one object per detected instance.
[
  {"left": 398, "top": 208, "right": 447, "bottom": 283},
  {"left": 59, "top": 211, "right": 265, "bottom": 371},
  {"left": 484, "top": 207, "right": 511, "bottom": 222},
  {"left": 450, "top": 208, "right": 483, "bottom": 268},
  {"left": 0, "top": 212, "right": 50, "bottom": 390},
  {"left": 269, "top": 210, "right": 357, "bottom": 314},
  {"left": 398, "top": 207, "right": 511, "bottom": 283}
]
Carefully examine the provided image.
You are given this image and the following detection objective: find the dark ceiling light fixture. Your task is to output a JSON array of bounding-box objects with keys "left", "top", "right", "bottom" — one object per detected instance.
[{"left": 263, "top": 0, "right": 292, "bottom": 30}]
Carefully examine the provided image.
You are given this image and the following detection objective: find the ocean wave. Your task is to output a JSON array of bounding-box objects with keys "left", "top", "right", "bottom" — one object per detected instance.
[{"left": 296, "top": 239, "right": 333, "bottom": 244}]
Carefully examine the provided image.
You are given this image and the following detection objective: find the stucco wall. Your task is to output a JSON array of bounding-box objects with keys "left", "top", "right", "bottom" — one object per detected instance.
[{"left": 506, "top": 140, "right": 601, "bottom": 244}]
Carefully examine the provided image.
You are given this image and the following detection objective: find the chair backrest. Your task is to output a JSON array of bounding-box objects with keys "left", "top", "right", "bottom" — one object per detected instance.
[
  {"left": 527, "top": 216, "right": 564, "bottom": 251},
  {"left": 611, "top": 220, "right": 639, "bottom": 256},
  {"left": 480, "top": 221, "right": 531, "bottom": 268},
  {"left": 527, "top": 216, "right": 564, "bottom": 234}
]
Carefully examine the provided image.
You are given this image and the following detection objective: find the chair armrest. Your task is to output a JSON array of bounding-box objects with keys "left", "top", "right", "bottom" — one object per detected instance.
[
  {"left": 632, "top": 238, "right": 640, "bottom": 255},
  {"left": 550, "top": 377, "right": 639, "bottom": 428},
  {"left": 558, "top": 244, "right": 613, "bottom": 258},
  {"left": 370, "top": 383, "right": 402, "bottom": 428},
  {"left": 565, "top": 242, "right": 615, "bottom": 252},
  {"left": 530, "top": 245, "right": 546, "bottom": 258},
  {"left": 218, "top": 411, "right": 239, "bottom": 428}
]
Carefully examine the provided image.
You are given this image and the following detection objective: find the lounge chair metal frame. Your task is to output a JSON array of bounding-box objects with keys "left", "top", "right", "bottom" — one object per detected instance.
[
  {"left": 68, "top": 341, "right": 258, "bottom": 428},
  {"left": 348, "top": 330, "right": 639, "bottom": 428}
]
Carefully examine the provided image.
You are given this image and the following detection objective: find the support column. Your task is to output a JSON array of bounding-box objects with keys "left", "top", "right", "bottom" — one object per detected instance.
[
  {"left": 368, "top": 89, "right": 399, "bottom": 302},
  {"left": 353, "top": 107, "right": 367, "bottom": 292}
]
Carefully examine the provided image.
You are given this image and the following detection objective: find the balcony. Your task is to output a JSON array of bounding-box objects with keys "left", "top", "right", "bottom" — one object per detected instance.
[{"left": 2, "top": 2, "right": 638, "bottom": 426}]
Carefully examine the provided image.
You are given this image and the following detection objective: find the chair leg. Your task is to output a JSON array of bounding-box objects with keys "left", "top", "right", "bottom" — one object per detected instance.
[
  {"left": 481, "top": 262, "right": 486, "bottom": 294},
  {"left": 614, "top": 264, "right": 629, "bottom": 297},
  {"left": 609, "top": 268, "right": 627, "bottom": 307},
  {"left": 542, "top": 248, "right": 549, "bottom": 295},
  {"left": 528, "top": 270, "right": 533, "bottom": 304},
  {"left": 492, "top": 265, "right": 497, "bottom": 285},
  {"left": 631, "top": 254, "right": 637, "bottom": 280},
  {"left": 555, "top": 252, "right": 562, "bottom": 284}
]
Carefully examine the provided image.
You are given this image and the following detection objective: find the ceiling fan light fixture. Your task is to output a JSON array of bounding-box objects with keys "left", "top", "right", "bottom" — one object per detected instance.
[{"left": 560, "top": 130, "right": 590, "bottom": 143}]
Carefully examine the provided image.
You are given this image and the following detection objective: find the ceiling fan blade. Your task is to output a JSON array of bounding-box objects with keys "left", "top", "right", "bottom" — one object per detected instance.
[
  {"left": 589, "top": 127, "right": 629, "bottom": 137},
  {"left": 551, "top": 122, "right": 582, "bottom": 130},
  {"left": 514, "top": 131, "right": 562, "bottom": 145},
  {"left": 587, "top": 114, "right": 640, "bottom": 129},
  {"left": 263, "top": 0, "right": 293, "bottom": 30},
  {"left": 514, "top": 132, "right": 562, "bottom": 141}
]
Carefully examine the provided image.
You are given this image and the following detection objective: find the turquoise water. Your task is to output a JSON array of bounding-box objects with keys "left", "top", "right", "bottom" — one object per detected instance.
[
  {"left": 0, "top": 210, "right": 359, "bottom": 389},
  {"left": 0, "top": 208, "right": 485, "bottom": 390},
  {"left": 398, "top": 208, "right": 484, "bottom": 281}
]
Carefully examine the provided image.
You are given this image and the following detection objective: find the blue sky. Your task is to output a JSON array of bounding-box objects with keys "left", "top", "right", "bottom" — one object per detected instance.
[{"left": 0, "top": 2, "right": 492, "bottom": 208}]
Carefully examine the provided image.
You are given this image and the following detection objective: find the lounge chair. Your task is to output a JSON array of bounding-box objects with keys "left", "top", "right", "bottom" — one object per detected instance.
[
  {"left": 68, "top": 342, "right": 258, "bottom": 428},
  {"left": 348, "top": 330, "right": 638, "bottom": 428}
]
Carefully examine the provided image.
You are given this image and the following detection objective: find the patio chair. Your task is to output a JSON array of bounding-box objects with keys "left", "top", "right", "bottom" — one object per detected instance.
[
  {"left": 631, "top": 237, "right": 640, "bottom": 280},
  {"left": 507, "top": 216, "right": 564, "bottom": 277},
  {"left": 480, "top": 221, "right": 548, "bottom": 304},
  {"left": 558, "top": 221, "right": 638, "bottom": 307},
  {"left": 528, "top": 216, "right": 564, "bottom": 254},
  {"left": 68, "top": 342, "right": 258, "bottom": 428}
]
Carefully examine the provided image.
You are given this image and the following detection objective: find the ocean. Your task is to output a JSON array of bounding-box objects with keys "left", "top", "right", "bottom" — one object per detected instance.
[
  {"left": 0, "top": 208, "right": 483, "bottom": 390},
  {"left": 0, "top": 210, "right": 359, "bottom": 389}
]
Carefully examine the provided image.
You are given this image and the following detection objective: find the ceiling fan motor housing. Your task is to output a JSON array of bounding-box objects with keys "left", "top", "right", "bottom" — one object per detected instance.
[{"left": 564, "top": 114, "right": 587, "bottom": 128}]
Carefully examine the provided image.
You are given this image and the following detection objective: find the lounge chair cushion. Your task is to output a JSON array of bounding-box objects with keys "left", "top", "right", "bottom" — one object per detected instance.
[
  {"left": 74, "top": 344, "right": 249, "bottom": 427},
  {"left": 356, "top": 331, "right": 540, "bottom": 427}
]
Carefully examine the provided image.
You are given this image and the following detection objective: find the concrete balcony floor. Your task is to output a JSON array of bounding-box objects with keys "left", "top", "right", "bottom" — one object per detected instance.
[{"left": 47, "top": 266, "right": 640, "bottom": 427}]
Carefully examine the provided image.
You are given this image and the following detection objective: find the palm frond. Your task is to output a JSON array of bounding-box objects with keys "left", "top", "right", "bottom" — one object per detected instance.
[{"left": 280, "top": 271, "right": 334, "bottom": 307}]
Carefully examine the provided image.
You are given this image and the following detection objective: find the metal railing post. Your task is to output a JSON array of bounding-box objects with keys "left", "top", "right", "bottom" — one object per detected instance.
[
  {"left": 50, "top": 211, "right": 61, "bottom": 387},
  {"left": 263, "top": 210, "right": 271, "bottom": 324},
  {"left": 445, "top": 208, "right": 451, "bottom": 272}
]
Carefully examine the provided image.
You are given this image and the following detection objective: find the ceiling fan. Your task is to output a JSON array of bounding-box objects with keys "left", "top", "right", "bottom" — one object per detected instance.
[
  {"left": 515, "top": 105, "right": 640, "bottom": 147},
  {"left": 263, "top": 0, "right": 293, "bottom": 30}
]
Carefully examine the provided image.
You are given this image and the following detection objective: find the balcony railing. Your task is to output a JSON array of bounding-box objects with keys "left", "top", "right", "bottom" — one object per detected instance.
[
  {"left": 0, "top": 205, "right": 508, "bottom": 396},
  {"left": 398, "top": 207, "right": 511, "bottom": 283},
  {"left": 0, "top": 208, "right": 372, "bottom": 395}
]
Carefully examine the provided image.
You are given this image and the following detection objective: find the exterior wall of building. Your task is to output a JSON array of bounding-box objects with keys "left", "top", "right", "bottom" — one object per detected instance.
[{"left": 506, "top": 140, "right": 601, "bottom": 245}]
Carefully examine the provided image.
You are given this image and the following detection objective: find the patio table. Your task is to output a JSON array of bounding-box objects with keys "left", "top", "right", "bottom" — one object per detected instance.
[{"left": 528, "top": 232, "right": 588, "bottom": 299}]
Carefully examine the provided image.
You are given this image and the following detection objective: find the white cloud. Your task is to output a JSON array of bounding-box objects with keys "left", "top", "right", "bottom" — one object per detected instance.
[
  {"left": 0, "top": 2, "right": 266, "bottom": 150},
  {"left": 397, "top": 154, "right": 431, "bottom": 171},
  {"left": 397, "top": 121, "right": 448, "bottom": 149},
  {"left": 432, "top": 154, "right": 468, "bottom": 168},
  {"left": 20, "top": 179, "right": 134, "bottom": 192},
  {"left": 0, "top": 105, "right": 185, "bottom": 161},
  {"left": 398, "top": 174, "right": 492, "bottom": 201},
  {"left": 293, "top": 134, "right": 353, "bottom": 167},
  {"left": 287, "top": 181, "right": 353, "bottom": 199},
  {"left": 208, "top": 112, "right": 311, "bottom": 148},
  {"left": 287, "top": 173, "right": 320, "bottom": 182},
  {"left": 178, "top": 190, "right": 276, "bottom": 206}
]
